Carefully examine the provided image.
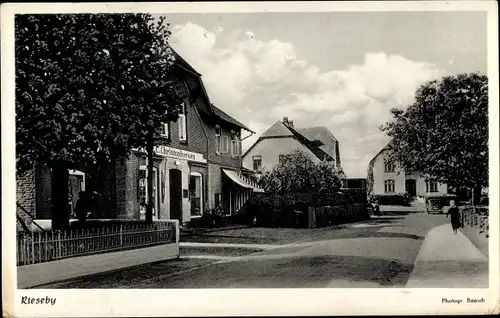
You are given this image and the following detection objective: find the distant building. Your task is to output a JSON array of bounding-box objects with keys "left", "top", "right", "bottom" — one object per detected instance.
[
  {"left": 367, "top": 143, "right": 447, "bottom": 197},
  {"left": 242, "top": 117, "right": 342, "bottom": 171}
]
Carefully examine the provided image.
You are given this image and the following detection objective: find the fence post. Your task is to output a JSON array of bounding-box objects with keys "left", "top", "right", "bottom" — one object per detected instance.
[
  {"left": 308, "top": 206, "right": 316, "bottom": 229},
  {"left": 120, "top": 225, "right": 123, "bottom": 247},
  {"left": 31, "top": 233, "right": 35, "bottom": 264},
  {"left": 174, "top": 220, "right": 180, "bottom": 244}
]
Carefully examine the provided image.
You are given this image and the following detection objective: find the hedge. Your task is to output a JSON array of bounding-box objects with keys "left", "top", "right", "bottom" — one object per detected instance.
[{"left": 238, "top": 189, "right": 368, "bottom": 228}]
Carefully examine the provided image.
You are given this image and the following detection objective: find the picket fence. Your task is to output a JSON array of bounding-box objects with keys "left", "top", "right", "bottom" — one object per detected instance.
[
  {"left": 461, "top": 206, "right": 489, "bottom": 238},
  {"left": 17, "top": 221, "right": 177, "bottom": 266}
]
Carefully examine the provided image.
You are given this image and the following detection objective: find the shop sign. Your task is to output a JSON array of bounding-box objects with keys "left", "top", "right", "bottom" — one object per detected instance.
[{"left": 157, "top": 146, "right": 208, "bottom": 163}]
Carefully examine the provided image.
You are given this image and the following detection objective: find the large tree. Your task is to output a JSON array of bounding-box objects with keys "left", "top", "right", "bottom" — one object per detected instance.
[
  {"left": 16, "top": 14, "right": 185, "bottom": 229},
  {"left": 381, "top": 73, "right": 488, "bottom": 203}
]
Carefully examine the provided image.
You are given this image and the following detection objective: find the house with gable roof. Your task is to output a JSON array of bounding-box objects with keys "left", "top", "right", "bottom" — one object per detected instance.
[
  {"left": 16, "top": 49, "right": 262, "bottom": 230},
  {"left": 242, "top": 117, "right": 342, "bottom": 172}
]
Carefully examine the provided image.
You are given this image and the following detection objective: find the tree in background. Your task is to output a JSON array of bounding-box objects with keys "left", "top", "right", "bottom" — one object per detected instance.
[
  {"left": 16, "top": 14, "right": 185, "bottom": 229},
  {"left": 261, "top": 150, "right": 344, "bottom": 195},
  {"left": 381, "top": 73, "right": 488, "bottom": 205}
]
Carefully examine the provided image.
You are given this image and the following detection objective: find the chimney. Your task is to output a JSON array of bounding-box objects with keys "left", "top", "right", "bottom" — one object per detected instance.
[{"left": 282, "top": 117, "right": 294, "bottom": 128}]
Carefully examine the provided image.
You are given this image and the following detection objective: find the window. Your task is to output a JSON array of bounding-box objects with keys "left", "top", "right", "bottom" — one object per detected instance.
[
  {"left": 384, "top": 179, "right": 395, "bottom": 193},
  {"left": 178, "top": 103, "right": 187, "bottom": 142},
  {"left": 384, "top": 159, "right": 395, "bottom": 172},
  {"left": 221, "top": 136, "right": 229, "bottom": 153},
  {"left": 215, "top": 126, "right": 222, "bottom": 154},
  {"left": 160, "top": 122, "right": 170, "bottom": 139},
  {"left": 426, "top": 181, "right": 438, "bottom": 193},
  {"left": 253, "top": 155, "right": 262, "bottom": 171},
  {"left": 230, "top": 132, "right": 240, "bottom": 157},
  {"left": 189, "top": 173, "right": 203, "bottom": 217}
]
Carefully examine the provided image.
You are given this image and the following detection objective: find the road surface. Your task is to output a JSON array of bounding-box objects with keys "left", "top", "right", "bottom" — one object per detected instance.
[{"left": 41, "top": 212, "right": 458, "bottom": 288}]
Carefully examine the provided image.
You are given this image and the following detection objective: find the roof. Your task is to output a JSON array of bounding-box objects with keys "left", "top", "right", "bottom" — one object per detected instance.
[
  {"left": 243, "top": 120, "right": 335, "bottom": 162},
  {"left": 171, "top": 49, "right": 253, "bottom": 133},
  {"left": 260, "top": 121, "right": 294, "bottom": 138},
  {"left": 296, "top": 127, "right": 338, "bottom": 161},
  {"left": 368, "top": 140, "right": 395, "bottom": 167},
  {"left": 211, "top": 104, "right": 254, "bottom": 133}
]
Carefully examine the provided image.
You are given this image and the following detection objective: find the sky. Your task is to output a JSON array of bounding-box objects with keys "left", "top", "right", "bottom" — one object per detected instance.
[{"left": 159, "top": 12, "right": 487, "bottom": 177}]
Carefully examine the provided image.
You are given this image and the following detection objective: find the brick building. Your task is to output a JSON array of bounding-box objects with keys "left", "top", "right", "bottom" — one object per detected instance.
[{"left": 16, "top": 50, "right": 262, "bottom": 229}]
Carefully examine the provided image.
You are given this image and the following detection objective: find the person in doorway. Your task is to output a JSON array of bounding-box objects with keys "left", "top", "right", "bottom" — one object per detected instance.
[
  {"left": 75, "top": 191, "right": 89, "bottom": 223},
  {"left": 446, "top": 199, "right": 461, "bottom": 235}
]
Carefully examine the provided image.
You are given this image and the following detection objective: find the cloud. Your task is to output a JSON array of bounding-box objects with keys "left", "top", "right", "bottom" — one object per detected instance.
[{"left": 170, "top": 23, "right": 447, "bottom": 177}]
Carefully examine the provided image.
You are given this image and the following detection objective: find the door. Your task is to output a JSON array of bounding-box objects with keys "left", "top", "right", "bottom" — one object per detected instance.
[
  {"left": 406, "top": 179, "right": 417, "bottom": 197},
  {"left": 169, "top": 169, "right": 183, "bottom": 221}
]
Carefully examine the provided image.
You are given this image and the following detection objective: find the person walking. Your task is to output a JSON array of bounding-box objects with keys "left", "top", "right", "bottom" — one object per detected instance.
[
  {"left": 446, "top": 199, "right": 461, "bottom": 235},
  {"left": 75, "top": 191, "right": 89, "bottom": 224}
]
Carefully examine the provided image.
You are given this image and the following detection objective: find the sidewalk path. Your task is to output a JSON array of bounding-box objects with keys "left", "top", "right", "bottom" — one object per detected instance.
[
  {"left": 406, "top": 224, "right": 488, "bottom": 288},
  {"left": 18, "top": 243, "right": 179, "bottom": 289}
]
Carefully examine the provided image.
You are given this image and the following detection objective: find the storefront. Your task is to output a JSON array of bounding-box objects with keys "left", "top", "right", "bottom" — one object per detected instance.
[
  {"left": 131, "top": 145, "right": 208, "bottom": 224},
  {"left": 221, "top": 169, "right": 264, "bottom": 216}
]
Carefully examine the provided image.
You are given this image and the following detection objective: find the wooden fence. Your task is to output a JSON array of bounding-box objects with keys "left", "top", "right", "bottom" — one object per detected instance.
[
  {"left": 461, "top": 206, "right": 489, "bottom": 238},
  {"left": 17, "top": 221, "right": 178, "bottom": 266}
]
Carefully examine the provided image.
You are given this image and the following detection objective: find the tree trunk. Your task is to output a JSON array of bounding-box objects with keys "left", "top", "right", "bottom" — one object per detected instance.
[
  {"left": 51, "top": 163, "right": 70, "bottom": 230},
  {"left": 146, "top": 132, "right": 154, "bottom": 223}
]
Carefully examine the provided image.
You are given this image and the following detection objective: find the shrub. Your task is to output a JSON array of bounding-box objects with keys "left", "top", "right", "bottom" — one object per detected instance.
[{"left": 370, "top": 193, "right": 412, "bottom": 206}]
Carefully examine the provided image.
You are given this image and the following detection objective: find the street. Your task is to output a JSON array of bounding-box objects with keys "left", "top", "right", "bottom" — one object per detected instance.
[{"left": 37, "top": 211, "right": 487, "bottom": 289}]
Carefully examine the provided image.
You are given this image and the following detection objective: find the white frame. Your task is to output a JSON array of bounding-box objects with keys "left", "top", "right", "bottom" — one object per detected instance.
[
  {"left": 252, "top": 155, "right": 262, "bottom": 170},
  {"left": 139, "top": 164, "right": 159, "bottom": 219},
  {"left": 189, "top": 172, "right": 203, "bottom": 218}
]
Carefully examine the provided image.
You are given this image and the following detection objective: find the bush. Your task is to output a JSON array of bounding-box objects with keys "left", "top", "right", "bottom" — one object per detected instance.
[
  {"left": 237, "top": 191, "right": 368, "bottom": 228},
  {"left": 370, "top": 193, "right": 412, "bottom": 206}
]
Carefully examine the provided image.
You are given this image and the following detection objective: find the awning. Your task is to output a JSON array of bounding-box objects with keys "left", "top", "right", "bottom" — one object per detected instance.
[{"left": 222, "top": 169, "right": 264, "bottom": 193}]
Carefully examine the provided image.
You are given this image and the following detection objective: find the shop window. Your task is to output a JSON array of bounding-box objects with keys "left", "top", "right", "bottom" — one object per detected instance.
[
  {"left": 253, "top": 155, "right": 262, "bottom": 171},
  {"left": 384, "top": 179, "right": 395, "bottom": 193},
  {"left": 178, "top": 103, "right": 187, "bottom": 142},
  {"left": 426, "top": 181, "right": 438, "bottom": 193},
  {"left": 138, "top": 166, "right": 158, "bottom": 220},
  {"left": 189, "top": 173, "right": 203, "bottom": 217}
]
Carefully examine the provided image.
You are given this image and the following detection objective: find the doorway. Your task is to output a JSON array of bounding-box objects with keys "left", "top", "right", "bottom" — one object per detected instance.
[
  {"left": 405, "top": 179, "right": 417, "bottom": 197},
  {"left": 169, "top": 169, "right": 183, "bottom": 221}
]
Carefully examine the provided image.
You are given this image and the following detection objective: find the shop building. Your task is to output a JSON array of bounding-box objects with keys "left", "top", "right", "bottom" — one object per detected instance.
[{"left": 16, "top": 50, "right": 262, "bottom": 229}]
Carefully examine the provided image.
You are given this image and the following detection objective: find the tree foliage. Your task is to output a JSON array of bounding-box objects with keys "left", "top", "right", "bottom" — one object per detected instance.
[
  {"left": 16, "top": 14, "right": 185, "bottom": 173},
  {"left": 259, "top": 150, "right": 344, "bottom": 195},
  {"left": 16, "top": 14, "right": 186, "bottom": 228},
  {"left": 381, "top": 73, "right": 488, "bottom": 191}
]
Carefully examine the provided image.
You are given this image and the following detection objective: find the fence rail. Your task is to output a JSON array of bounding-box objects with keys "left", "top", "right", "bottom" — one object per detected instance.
[
  {"left": 461, "top": 206, "right": 489, "bottom": 238},
  {"left": 17, "top": 221, "right": 177, "bottom": 266}
]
